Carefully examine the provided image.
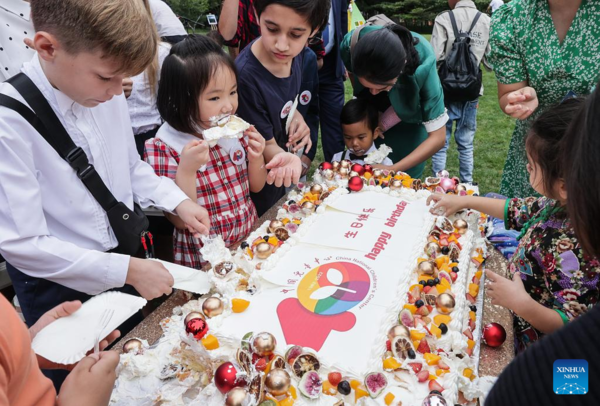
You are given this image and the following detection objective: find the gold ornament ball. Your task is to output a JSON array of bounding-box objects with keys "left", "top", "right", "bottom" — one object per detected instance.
[
  {"left": 323, "top": 168, "right": 334, "bottom": 180},
  {"left": 340, "top": 159, "right": 352, "bottom": 169},
  {"left": 418, "top": 260, "right": 436, "bottom": 275},
  {"left": 122, "top": 338, "right": 143, "bottom": 354},
  {"left": 389, "top": 179, "right": 403, "bottom": 190},
  {"left": 436, "top": 293, "right": 456, "bottom": 315},
  {"left": 268, "top": 220, "right": 284, "bottom": 233},
  {"left": 255, "top": 242, "right": 273, "bottom": 259},
  {"left": 265, "top": 369, "right": 291, "bottom": 396},
  {"left": 425, "top": 242, "right": 442, "bottom": 257},
  {"left": 453, "top": 219, "right": 469, "bottom": 234},
  {"left": 302, "top": 201, "right": 316, "bottom": 212},
  {"left": 252, "top": 332, "right": 277, "bottom": 357},
  {"left": 310, "top": 184, "right": 323, "bottom": 195},
  {"left": 387, "top": 325, "right": 410, "bottom": 341},
  {"left": 202, "top": 297, "right": 224, "bottom": 318},
  {"left": 184, "top": 311, "right": 205, "bottom": 324},
  {"left": 225, "top": 387, "right": 249, "bottom": 406},
  {"left": 332, "top": 161, "right": 341, "bottom": 172},
  {"left": 338, "top": 167, "right": 350, "bottom": 178}
]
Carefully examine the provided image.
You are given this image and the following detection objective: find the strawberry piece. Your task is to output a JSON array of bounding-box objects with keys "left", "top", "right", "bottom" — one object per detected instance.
[
  {"left": 429, "top": 380, "right": 444, "bottom": 392},
  {"left": 423, "top": 286, "right": 432, "bottom": 294},
  {"left": 417, "top": 369, "right": 430, "bottom": 383},
  {"left": 469, "top": 319, "right": 476, "bottom": 331},
  {"left": 407, "top": 292, "right": 416, "bottom": 304},
  {"left": 386, "top": 340, "right": 392, "bottom": 352},
  {"left": 411, "top": 286, "right": 422, "bottom": 300},
  {"left": 328, "top": 372, "right": 342, "bottom": 386},
  {"left": 254, "top": 358, "right": 267, "bottom": 371},
  {"left": 438, "top": 360, "right": 450, "bottom": 370},
  {"left": 472, "top": 276, "right": 480, "bottom": 285},
  {"left": 466, "top": 293, "right": 476, "bottom": 304},
  {"left": 409, "top": 363, "right": 422, "bottom": 374},
  {"left": 417, "top": 338, "right": 431, "bottom": 354},
  {"left": 466, "top": 347, "right": 473, "bottom": 357},
  {"left": 463, "top": 329, "right": 473, "bottom": 340},
  {"left": 450, "top": 271, "right": 458, "bottom": 282},
  {"left": 426, "top": 305, "right": 433, "bottom": 313},
  {"left": 439, "top": 237, "right": 449, "bottom": 247}
]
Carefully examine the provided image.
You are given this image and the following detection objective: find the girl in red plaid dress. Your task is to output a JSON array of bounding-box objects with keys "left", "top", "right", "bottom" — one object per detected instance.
[{"left": 144, "top": 35, "right": 268, "bottom": 269}]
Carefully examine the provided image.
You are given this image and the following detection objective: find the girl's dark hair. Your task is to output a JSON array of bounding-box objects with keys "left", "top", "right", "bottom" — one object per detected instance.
[
  {"left": 525, "top": 97, "right": 583, "bottom": 200},
  {"left": 340, "top": 98, "right": 379, "bottom": 133},
  {"left": 563, "top": 86, "right": 600, "bottom": 256},
  {"left": 352, "top": 24, "right": 420, "bottom": 85},
  {"left": 253, "top": 0, "right": 330, "bottom": 32},
  {"left": 157, "top": 34, "right": 237, "bottom": 134}
]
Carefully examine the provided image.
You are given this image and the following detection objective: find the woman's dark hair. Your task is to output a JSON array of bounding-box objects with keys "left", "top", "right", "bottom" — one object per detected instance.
[
  {"left": 525, "top": 97, "right": 583, "bottom": 200},
  {"left": 352, "top": 24, "right": 420, "bottom": 84},
  {"left": 563, "top": 86, "right": 600, "bottom": 256},
  {"left": 340, "top": 98, "right": 379, "bottom": 133},
  {"left": 157, "top": 34, "right": 237, "bottom": 134},
  {"left": 253, "top": 0, "right": 330, "bottom": 32}
]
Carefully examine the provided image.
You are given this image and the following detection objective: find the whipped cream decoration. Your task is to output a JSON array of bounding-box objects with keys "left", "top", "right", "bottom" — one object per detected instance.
[{"left": 364, "top": 144, "right": 392, "bottom": 165}]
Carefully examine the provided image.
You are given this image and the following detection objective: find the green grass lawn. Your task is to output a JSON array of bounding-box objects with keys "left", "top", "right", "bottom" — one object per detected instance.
[{"left": 309, "top": 35, "right": 515, "bottom": 195}]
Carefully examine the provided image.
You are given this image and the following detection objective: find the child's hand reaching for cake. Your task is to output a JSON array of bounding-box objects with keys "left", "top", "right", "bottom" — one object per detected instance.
[
  {"left": 246, "top": 126, "right": 266, "bottom": 162},
  {"left": 180, "top": 139, "right": 209, "bottom": 173},
  {"left": 426, "top": 193, "right": 466, "bottom": 217}
]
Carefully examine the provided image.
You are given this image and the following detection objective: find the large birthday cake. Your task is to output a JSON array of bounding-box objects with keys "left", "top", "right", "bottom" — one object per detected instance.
[{"left": 111, "top": 163, "right": 488, "bottom": 406}]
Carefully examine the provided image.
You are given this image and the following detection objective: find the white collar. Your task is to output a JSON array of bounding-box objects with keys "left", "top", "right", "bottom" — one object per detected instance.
[
  {"left": 0, "top": 0, "right": 31, "bottom": 21},
  {"left": 21, "top": 55, "right": 77, "bottom": 116},
  {"left": 155, "top": 122, "right": 200, "bottom": 154},
  {"left": 348, "top": 143, "right": 377, "bottom": 156},
  {"left": 455, "top": 1, "right": 477, "bottom": 9}
]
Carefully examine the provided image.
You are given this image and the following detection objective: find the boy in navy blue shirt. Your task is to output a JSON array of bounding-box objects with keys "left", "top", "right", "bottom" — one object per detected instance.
[{"left": 235, "top": 0, "right": 329, "bottom": 215}]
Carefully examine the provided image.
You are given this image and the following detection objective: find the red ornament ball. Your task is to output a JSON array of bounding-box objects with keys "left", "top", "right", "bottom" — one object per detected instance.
[
  {"left": 214, "top": 362, "right": 244, "bottom": 394},
  {"left": 482, "top": 322, "right": 507, "bottom": 347},
  {"left": 185, "top": 317, "right": 209, "bottom": 340},
  {"left": 363, "top": 164, "right": 374, "bottom": 174},
  {"left": 350, "top": 163, "right": 365, "bottom": 176},
  {"left": 348, "top": 176, "right": 364, "bottom": 192},
  {"left": 319, "top": 162, "right": 333, "bottom": 171}
]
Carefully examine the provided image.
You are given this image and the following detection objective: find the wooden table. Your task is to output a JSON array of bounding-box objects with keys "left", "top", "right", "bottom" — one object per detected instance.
[{"left": 114, "top": 198, "right": 514, "bottom": 378}]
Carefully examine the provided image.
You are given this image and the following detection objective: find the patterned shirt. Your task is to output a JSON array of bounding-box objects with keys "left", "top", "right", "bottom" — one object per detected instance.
[
  {"left": 144, "top": 123, "right": 258, "bottom": 269},
  {"left": 505, "top": 197, "right": 600, "bottom": 354},
  {"left": 221, "top": 0, "right": 325, "bottom": 58},
  {"left": 488, "top": 0, "right": 600, "bottom": 198}
]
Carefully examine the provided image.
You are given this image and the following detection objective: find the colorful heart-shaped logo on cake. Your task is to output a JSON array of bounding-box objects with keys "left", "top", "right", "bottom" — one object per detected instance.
[{"left": 297, "top": 262, "right": 370, "bottom": 315}]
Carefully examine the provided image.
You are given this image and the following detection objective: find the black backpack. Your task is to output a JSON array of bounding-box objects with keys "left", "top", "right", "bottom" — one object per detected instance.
[{"left": 438, "top": 10, "right": 483, "bottom": 102}]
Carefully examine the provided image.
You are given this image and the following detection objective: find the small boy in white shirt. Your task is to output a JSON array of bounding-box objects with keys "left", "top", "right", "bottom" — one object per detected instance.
[
  {"left": 332, "top": 98, "right": 393, "bottom": 165},
  {"left": 0, "top": 0, "right": 210, "bottom": 332}
]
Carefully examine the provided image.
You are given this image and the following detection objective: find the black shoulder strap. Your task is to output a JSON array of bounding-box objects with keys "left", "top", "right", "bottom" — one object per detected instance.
[
  {"left": 448, "top": 10, "right": 460, "bottom": 39},
  {"left": 0, "top": 73, "right": 120, "bottom": 212},
  {"left": 467, "top": 12, "right": 482, "bottom": 35}
]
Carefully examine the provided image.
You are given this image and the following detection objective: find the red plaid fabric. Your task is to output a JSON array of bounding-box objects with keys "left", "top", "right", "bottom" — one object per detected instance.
[
  {"left": 221, "top": 0, "right": 325, "bottom": 58},
  {"left": 144, "top": 136, "right": 258, "bottom": 269}
]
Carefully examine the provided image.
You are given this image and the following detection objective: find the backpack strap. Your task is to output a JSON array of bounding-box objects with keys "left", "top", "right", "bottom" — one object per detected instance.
[
  {"left": 1, "top": 73, "right": 120, "bottom": 212},
  {"left": 448, "top": 10, "right": 461, "bottom": 39},
  {"left": 350, "top": 25, "right": 366, "bottom": 54},
  {"left": 467, "top": 12, "right": 482, "bottom": 35}
]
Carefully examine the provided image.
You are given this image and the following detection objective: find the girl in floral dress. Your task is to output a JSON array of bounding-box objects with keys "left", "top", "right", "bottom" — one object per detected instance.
[
  {"left": 427, "top": 99, "right": 600, "bottom": 354},
  {"left": 489, "top": 0, "right": 600, "bottom": 198},
  {"left": 144, "top": 35, "right": 268, "bottom": 269}
]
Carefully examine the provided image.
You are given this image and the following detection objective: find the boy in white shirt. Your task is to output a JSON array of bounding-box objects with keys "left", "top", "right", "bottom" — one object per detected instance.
[
  {"left": 0, "top": 0, "right": 210, "bottom": 333},
  {"left": 332, "top": 98, "right": 393, "bottom": 165}
]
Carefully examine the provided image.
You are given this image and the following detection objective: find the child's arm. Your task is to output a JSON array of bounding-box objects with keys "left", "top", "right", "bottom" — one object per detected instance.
[
  {"left": 245, "top": 126, "right": 267, "bottom": 193},
  {"left": 486, "top": 270, "right": 564, "bottom": 334},
  {"left": 426, "top": 193, "right": 506, "bottom": 219},
  {"left": 167, "top": 140, "right": 210, "bottom": 230}
]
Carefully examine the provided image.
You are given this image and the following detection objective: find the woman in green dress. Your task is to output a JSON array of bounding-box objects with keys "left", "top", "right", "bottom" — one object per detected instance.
[
  {"left": 489, "top": 0, "right": 600, "bottom": 198},
  {"left": 340, "top": 24, "right": 448, "bottom": 179}
]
